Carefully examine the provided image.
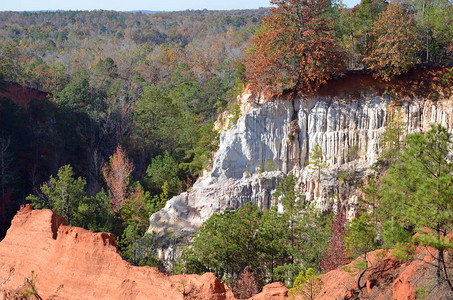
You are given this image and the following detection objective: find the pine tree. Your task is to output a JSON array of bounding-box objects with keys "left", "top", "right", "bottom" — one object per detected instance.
[
  {"left": 307, "top": 144, "right": 327, "bottom": 182},
  {"left": 288, "top": 268, "right": 323, "bottom": 300},
  {"left": 380, "top": 124, "right": 453, "bottom": 291},
  {"left": 345, "top": 213, "right": 377, "bottom": 290},
  {"left": 378, "top": 106, "right": 406, "bottom": 166},
  {"left": 27, "top": 165, "right": 86, "bottom": 225}
]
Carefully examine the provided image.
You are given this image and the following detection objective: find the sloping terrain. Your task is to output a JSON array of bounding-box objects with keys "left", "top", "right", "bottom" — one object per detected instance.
[
  {"left": 0, "top": 81, "right": 48, "bottom": 107},
  {"left": 148, "top": 67, "right": 453, "bottom": 256},
  {"left": 1, "top": 205, "right": 451, "bottom": 299},
  {"left": 0, "top": 205, "right": 453, "bottom": 300},
  {"left": 0, "top": 205, "right": 236, "bottom": 299},
  {"left": 317, "top": 247, "right": 453, "bottom": 300},
  {"left": 0, "top": 205, "right": 288, "bottom": 300}
]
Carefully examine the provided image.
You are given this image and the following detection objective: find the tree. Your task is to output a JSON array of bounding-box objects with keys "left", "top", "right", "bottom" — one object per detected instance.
[
  {"left": 288, "top": 268, "right": 322, "bottom": 300},
  {"left": 53, "top": 74, "right": 91, "bottom": 113},
  {"left": 273, "top": 174, "right": 330, "bottom": 283},
  {"left": 378, "top": 106, "right": 406, "bottom": 167},
  {"left": 232, "top": 266, "right": 259, "bottom": 299},
  {"left": 164, "top": 63, "right": 201, "bottom": 115},
  {"left": 319, "top": 211, "right": 350, "bottom": 272},
  {"left": 274, "top": 174, "right": 304, "bottom": 266},
  {"left": 146, "top": 151, "right": 180, "bottom": 196},
  {"left": 345, "top": 213, "right": 378, "bottom": 290},
  {"left": 260, "top": 207, "right": 289, "bottom": 281},
  {"left": 118, "top": 183, "right": 157, "bottom": 265},
  {"left": 307, "top": 144, "right": 327, "bottom": 182},
  {"left": 245, "top": 0, "right": 345, "bottom": 94},
  {"left": 410, "top": 0, "right": 453, "bottom": 64},
  {"left": 134, "top": 85, "right": 184, "bottom": 155},
  {"left": 379, "top": 124, "right": 453, "bottom": 291},
  {"left": 102, "top": 145, "right": 133, "bottom": 214},
  {"left": 351, "top": 0, "right": 387, "bottom": 56},
  {"left": 0, "top": 41, "right": 23, "bottom": 81},
  {"left": 363, "top": 3, "right": 421, "bottom": 81},
  {"left": 27, "top": 165, "right": 86, "bottom": 225},
  {"left": 26, "top": 165, "right": 114, "bottom": 232},
  {"left": 76, "top": 190, "right": 114, "bottom": 233},
  {"left": 94, "top": 57, "right": 118, "bottom": 89},
  {"left": 181, "top": 121, "right": 220, "bottom": 175},
  {"left": 184, "top": 203, "right": 263, "bottom": 280}
]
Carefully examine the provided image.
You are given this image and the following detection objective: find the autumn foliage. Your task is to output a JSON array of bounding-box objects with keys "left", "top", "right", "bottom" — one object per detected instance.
[
  {"left": 232, "top": 266, "right": 259, "bottom": 299},
  {"left": 245, "top": 0, "right": 345, "bottom": 95},
  {"left": 319, "top": 211, "right": 350, "bottom": 272},
  {"left": 363, "top": 3, "right": 421, "bottom": 81},
  {"left": 102, "top": 145, "right": 133, "bottom": 214}
]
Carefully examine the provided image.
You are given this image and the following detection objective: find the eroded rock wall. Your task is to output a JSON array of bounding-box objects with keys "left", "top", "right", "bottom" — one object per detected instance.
[
  {"left": 148, "top": 88, "right": 453, "bottom": 257},
  {"left": 0, "top": 205, "right": 239, "bottom": 300},
  {"left": 1, "top": 205, "right": 447, "bottom": 300}
]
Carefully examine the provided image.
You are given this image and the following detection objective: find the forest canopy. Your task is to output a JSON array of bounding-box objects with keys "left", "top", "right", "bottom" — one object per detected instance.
[{"left": 0, "top": 2, "right": 453, "bottom": 297}]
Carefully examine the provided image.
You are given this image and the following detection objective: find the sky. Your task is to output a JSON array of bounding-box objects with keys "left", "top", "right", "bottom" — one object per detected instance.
[{"left": 0, "top": 0, "right": 361, "bottom": 12}]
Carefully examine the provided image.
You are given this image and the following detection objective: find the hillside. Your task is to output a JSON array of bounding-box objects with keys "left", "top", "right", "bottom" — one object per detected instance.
[
  {"left": 0, "top": 205, "right": 286, "bottom": 299},
  {"left": 0, "top": 2, "right": 453, "bottom": 299},
  {"left": 148, "top": 66, "right": 453, "bottom": 252},
  {"left": 1, "top": 205, "right": 451, "bottom": 299}
]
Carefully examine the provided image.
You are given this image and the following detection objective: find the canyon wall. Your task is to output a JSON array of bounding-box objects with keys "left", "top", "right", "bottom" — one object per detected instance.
[
  {"left": 147, "top": 71, "right": 453, "bottom": 258},
  {"left": 2, "top": 205, "right": 440, "bottom": 299}
]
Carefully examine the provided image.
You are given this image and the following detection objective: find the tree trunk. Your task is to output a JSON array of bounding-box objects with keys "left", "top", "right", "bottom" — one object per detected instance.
[{"left": 356, "top": 252, "right": 368, "bottom": 291}]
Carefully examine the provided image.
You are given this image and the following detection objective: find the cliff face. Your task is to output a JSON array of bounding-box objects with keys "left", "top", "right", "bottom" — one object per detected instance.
[
  {"left": 0, "top": 205, "right": 292, "bottom": 299},
  {"left": 147, "top": 70, "right": 453, "bottom": 257},
  {"left": 0, "top": 205, "right": 237, "bottom": 299},
  {"left": 1, "top": 205, "right": 446, "bottom": 300}
]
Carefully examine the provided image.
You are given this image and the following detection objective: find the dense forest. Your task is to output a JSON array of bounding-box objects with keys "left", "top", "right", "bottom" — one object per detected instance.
[
  {"left": 0, "top": 9, "right": 266, "bottom": 244},
  {"left": 0, "top": 0, "right": 453, "bottom": 297}
]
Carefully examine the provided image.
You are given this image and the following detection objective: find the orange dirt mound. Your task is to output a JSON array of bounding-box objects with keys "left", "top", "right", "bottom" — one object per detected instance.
[
  {"left": 0, "top": 205, "right": 287, "bottom": 300},
  {"left": 1, "top": 205, "right": 450, "bottom": 299}
]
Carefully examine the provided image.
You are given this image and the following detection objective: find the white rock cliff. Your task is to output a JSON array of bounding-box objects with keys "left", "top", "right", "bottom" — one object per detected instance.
[{"left": 147, "top": 84, "right": 453, "bottom": 257}]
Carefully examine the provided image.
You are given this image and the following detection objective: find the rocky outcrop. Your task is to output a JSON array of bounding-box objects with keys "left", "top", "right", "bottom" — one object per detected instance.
[
  {"left": 1, "top": 205, "right": 449, "bottom": 299},
  {"left": 148, "top": 69, "right": 453, "bottom": 255},
  {"left": 316, "top": 244, "right": 453, "bottom": 300},
  {"left": 0, "top": 205, "right": 238, "bottom": 300},
  {"left": 0, "top": 80, "right": 48, "bottom": 107}
]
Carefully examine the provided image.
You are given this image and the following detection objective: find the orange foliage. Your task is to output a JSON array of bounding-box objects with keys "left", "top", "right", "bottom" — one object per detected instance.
[
  {"left": 245, "top": 0, "right": 345, "bottom": 95},
  {"left": 363, "top": 4, "right": 420, "bottom": 81},
  {"left": 102, "top": 145, "right": 133, "bottom": 214}
]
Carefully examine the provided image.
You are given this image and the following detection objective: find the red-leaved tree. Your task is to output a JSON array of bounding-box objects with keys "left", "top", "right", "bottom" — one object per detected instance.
[
  {"left": 245, "top": 0, "right": 345, "bottom": 95},
  {"left": 102, "top": 145, "right": 133, "bottom": 214},
  {"left": 232, "top": 266, "right": 259, "bottom": 299},
  {"left": 319, "top": 211, "right": 350, "bottom": 272}
]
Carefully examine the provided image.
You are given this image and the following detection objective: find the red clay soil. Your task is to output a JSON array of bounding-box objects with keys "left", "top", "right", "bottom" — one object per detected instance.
[
  {"left": 0, "top": 205, "right": 287, "bottom": 300},
  {"left": 267, "top": 66, "right": 452, "bottom": 101},
  {"left": 316, "top": 66, "right": 450, "bottom": 99},
  {"left": 1, "top": 205, "right": 451, "bottom": 299},
  {"left": 316, "top": 247, "right": 453, "bottom": 300},
  {"left": 0, "top": 81, "right": 48, "bottom": 107}
]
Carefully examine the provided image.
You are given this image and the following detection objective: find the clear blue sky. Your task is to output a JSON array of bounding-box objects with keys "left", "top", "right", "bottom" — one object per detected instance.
[{"left": 0, "top": 0, "right": 361, "bottom": 12}]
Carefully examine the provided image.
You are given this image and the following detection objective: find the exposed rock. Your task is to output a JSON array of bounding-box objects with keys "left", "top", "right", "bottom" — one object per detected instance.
[
  {"left": 149, "top": 172, "right": 283, "bottom": 259},
  {"left": 0, "top": 80, "right": 48, "bottom": 107},
  {"left": 148, "top": 85, "right": 453, "bottom": 251},
  {"left": 1, "top": 205, "right": 450, "bottom": 300},
  {"left": 316, "top": 246, "right": 451, "bottom": 300},
  {"left": 0, "top": 205, "right": 239, "bottom": 300},
  {"left": 250, "top": 282, "right": 288, "bottom": 300}
]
